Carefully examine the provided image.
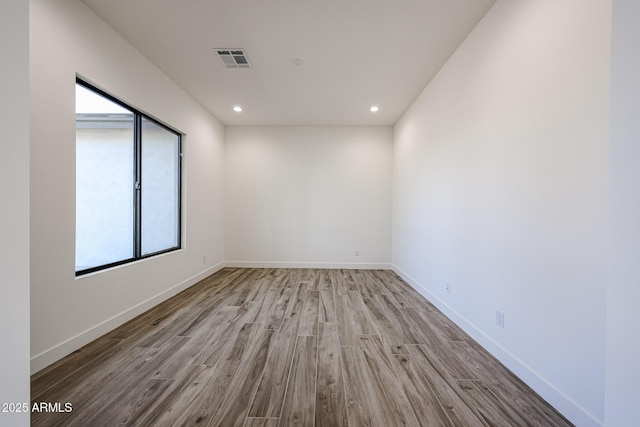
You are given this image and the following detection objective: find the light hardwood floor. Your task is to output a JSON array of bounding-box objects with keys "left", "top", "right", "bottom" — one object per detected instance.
[{"left": 31, "top": 268, "right": 573, "bottom": 426}]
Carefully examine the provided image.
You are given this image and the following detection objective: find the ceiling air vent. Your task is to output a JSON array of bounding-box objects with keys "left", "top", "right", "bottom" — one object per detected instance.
[{"left": 215, "top": 49, "right": 251, "bottom": 69}]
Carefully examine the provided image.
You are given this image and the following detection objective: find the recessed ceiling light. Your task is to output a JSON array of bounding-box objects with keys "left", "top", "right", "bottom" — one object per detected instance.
[
  {"left": 370, "top": 106, "right": 379, "bottom": 113},
  {"left": 233, "top": 106, "right": 243, "bottom": 112}
]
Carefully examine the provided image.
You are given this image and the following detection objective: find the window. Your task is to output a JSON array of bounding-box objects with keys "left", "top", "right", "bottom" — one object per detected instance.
[{"left": 75, "top": 78, "right": 181, "bottom": 275}]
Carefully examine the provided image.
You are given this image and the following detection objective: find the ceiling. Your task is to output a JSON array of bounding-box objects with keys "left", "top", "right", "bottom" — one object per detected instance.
[{"left": 80, "top": 0, "right": 496, "bottom": 126}]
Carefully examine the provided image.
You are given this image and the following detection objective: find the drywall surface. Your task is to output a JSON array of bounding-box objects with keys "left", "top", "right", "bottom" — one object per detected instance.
[
  {"left": 392, "top": 0, "right": 609, "bottom": 425},
  {"left": 606, "top": 0, "right": 640, "bottom": 425},
  {"left": 30, "top": 0, "right": 225, "bottom": 372},
  {"left": 0, "top": 1, "right": 30, "bottom": 425},
  {"left": 225, "top": 126, "right": 392, "bottom": 267}
]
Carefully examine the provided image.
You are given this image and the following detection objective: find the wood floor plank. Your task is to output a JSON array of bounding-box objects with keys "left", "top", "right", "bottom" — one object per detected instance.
[
  {"left": 445, "top": 340, "right": 495, "bottom": 379},
  {"left": 376, "top": 294, "right": 423, "bottom": 344},
  {"left": 195, "top": 308, "right": 259, "bottom": 365},
  {"left": 298, "top": 290, "right": 319, "bottom": 336},
  {"left": 197, "top": 268, "right": 258, "bottom": 309},
  {"left": 31, "top": 337, "right": 123, "bottom": 400},
  {"left": 283, "top": 282, "right": 308, "bottom": 320},
  {"left": 402, "top": 306, "right": 443, "bottom": 349},
  {"left": 307, "top": 268, "right": 322, "bottom": 291},
  {"left": 341, "top": 345, "right": 386, "bottom": 426},
  {"left": 67, "top": 377, "right": 173, "bottom": 427},
  {"left": 249, "top": 318, "right": 300, "bottom": 418},
  {"left": 406, "top": 344, "right": 488, "bottom": 427},
  {"left": 389, "top": 353, "right": 455, "bottom": 426},
  {"left": 479, "top": 362, "right": 573, "bottom": 426},
  {"left": 285, "top": 269, "right": 300, "bottom": 286},
  {"left": 245, "top": 418, "right": 279, "bottom": 427},
  {"left": 315, "top": 323, "right": 348, "bottom": 427},
  {"left": 31, "top": 345, "right": 155, "bottom": 427},
  {"left": 342, "top": 269, "right": 360, "bottom": 293},
  {"left": 318, "top": 289, "right": 337, "bottom": 323},
  {"left": 176, "top": 302, "right": 228, "bottom": 338},
  {"left": 347, "top": 290, "right": 377, "bottom": 335},
  {"left": 109, "top": 296, "right": 194, "bottom": 345},
  {"left": 362, "top": 297, "right": 407, "bottom": 354},
  {"left": 385, "top": 290, "right": 413, "bottom": 310},
  {"left": 252, "top": 288, "right": 278, "bottom": 326},
  {"left": 412, "top": 337, "right": 483, "bottom": 380},
  {"left": 371, "top": 269, "right": 406, "bottom": 294},
  {"left": 298, "top": 269, "right": 316, "bottom": 285},
  {"left": 335, "top": 293, "right": 363, "bottom": 347},
  {"left": 268, "top": 269, "right": 292, "bottom": 291},
  {"left": 369, "top": 271, "right": 414, "bottom": 310},
  {"left": 317, "top": 269, "right": 333, "bottom": 292},
  {"left": 358, "top": 269, "right": 386, "bottom": 298},
  {"left": 278, "top": 336, "right": 318, "bottom": 427},
  {"left": 456, "top": 379, "right": 532, "bottom": 426},
  {"left": 351, "top": 270, "right": 374, "bottom": 299},
  {"left": 134, "top": 364, "right": 218, "bottom": 427},
  {"left": 360, "top": 269, "right": 388, "bottom": 295},
  {"left": 248, "top": 277, "right": 272, "bottom": 304},
  {"left": 32, "top": 268, "right": 573, "bottom": 427},
  {"left": 60, "top": 336, "right": 191, "bottom": 426},
  {"left": 192, "top": 297, "right": 258, "bottom": 357},
  {"left": 208, "top": 329, "right": 276, "bottom": 427},
  {"left": 239, "top": 299, "right": 268, "bottom": 325},
  {"left": 154, "top": 307, "right": 240, "bottom": 380},
  {"left": 152, "top": 323, "right": 265, "bottom": 426},
  {"left": 359, "top": 335, "right": 421, "bottom": 427},
  {"left": 228, "top": 269, "right": 265, "bottom": 306},
  {"left": 377, "top": 271, "right": 438, "bottom": 314},
  {"left": 178, "top": 299, "right": 239, "bottom": 337},
  {"left": 330, "top": 269, "right": 348, "bottom": 296},
  {"left": 135, "top": 297, "right": 223, "bottom": 348},
  {"left": 431, "top": 315, "right": 467, "bottom": 342},
  {"left": 264, "top": 282, "right": 295, "bottom": 330},
  {"left": 32, "top": 339, "right": 185, "bottom": 425}
]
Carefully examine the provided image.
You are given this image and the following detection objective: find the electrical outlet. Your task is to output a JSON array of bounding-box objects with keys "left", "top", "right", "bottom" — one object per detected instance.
[
  {"left": 203, "top": 255, "right": 207, "bottom": 264},
  {"left": 354, "top": 249, "right": 360, "bottom": 256},
  {"left": 445, "top": 282, "right": 451, "bottom": 293},
  {"left": 496, "top": 310, "right": 505, "bottom": 328}
]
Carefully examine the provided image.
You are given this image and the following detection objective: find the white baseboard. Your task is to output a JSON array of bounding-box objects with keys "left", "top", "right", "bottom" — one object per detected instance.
[
  {"left": 225, "top": 261, "right": 393, "bottom": 270},
  {"left": 391, "top": 264, "right": 603, "bottom": 427},
  {"left": 30, "top": 262, "right": 225, "bottom": 374}
]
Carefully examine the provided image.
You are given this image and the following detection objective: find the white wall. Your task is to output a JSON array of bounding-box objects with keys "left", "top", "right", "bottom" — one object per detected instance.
[
  {"left": 225, "top": 126, "right": 392, "bottom": 268},
  {"left": 30, "top": 0, "right": 225, "bottom": 372},
  {"left": 392, "top": 1, "right": 610, "bottom": 426},
  {"left": 606, "top": 0, "right": 640, "bottom": 425},
  {"left": 0, "top": 1, "right": 30, "bottom": 426}
]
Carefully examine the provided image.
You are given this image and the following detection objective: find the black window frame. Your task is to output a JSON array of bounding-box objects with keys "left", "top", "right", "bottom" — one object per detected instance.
[{"left": 75, "top": 77, "right": 183, "bottom": 276}]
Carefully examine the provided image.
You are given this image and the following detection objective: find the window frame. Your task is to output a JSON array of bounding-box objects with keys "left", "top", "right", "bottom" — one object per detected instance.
[{"left": 75, "top": 77, "right": 183, "bottom": 276}]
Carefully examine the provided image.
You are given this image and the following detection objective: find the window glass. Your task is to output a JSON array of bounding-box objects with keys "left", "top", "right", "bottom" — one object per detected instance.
[
  {"left": 75, "top": 84, "right": 134, "bottom": 271},
  {"left": 141, "top": 117, "right": 181, "bottom": 255}
]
